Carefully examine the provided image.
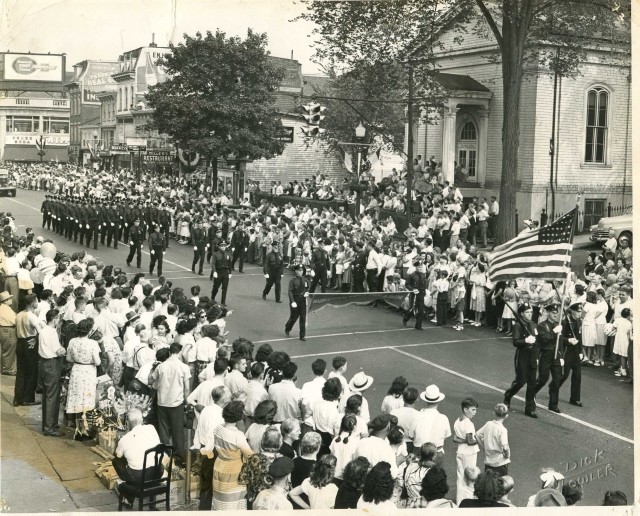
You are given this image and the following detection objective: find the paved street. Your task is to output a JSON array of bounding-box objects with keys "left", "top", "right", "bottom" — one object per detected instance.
[{"left": 0, "top": 188, "right": 634, "bottom": 509}]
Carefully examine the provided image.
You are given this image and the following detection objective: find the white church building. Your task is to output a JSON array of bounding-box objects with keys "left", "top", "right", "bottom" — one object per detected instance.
[{"left": 410, "top": 9, "right": 631, "bottom": 229}]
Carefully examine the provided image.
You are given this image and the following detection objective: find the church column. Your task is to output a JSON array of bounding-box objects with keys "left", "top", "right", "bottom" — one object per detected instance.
[
  {"left": 441, "top": 103, "right": 458, "bottom": 184},
  {"left": 477, "top": 108, "right": 489, "bottom": 187}
]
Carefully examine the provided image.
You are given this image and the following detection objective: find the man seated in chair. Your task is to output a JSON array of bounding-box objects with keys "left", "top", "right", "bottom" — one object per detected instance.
[{"left": 113, "top": 407, "right": 164, "bottom": 499}]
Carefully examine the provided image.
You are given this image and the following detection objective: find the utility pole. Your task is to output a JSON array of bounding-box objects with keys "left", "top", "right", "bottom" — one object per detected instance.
[
  {"left": 549, "top": 48, "right": 559, "bottom": 220},
  {"left": 406, "top": 63, "right": 414, "bottom": 221}
]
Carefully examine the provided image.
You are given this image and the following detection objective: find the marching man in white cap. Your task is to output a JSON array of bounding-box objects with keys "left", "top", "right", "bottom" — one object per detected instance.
[{"left": 413, "top": 385, "right": 451, "bottom": 466}]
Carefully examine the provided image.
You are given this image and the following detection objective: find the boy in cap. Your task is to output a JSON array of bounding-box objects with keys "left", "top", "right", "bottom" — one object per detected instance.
[{"left": 253, "top": 456, "right": 294, "bottom": 510}]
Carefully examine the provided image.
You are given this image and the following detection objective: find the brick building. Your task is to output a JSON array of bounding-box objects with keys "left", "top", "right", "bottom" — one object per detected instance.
[
  {"left": 65, "top": 60, "right": 119, "bottom": 165},
  {"left": 411, "top": 10, "right": 631, "bottom": 228},
  {"left": 244, "top": 58, "right": 344, "bottom": 188}
]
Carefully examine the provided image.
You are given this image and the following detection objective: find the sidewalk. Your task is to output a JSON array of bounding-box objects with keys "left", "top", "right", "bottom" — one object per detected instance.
[{"left": 0, "top": 375, "right": 118, "bottom": 512}]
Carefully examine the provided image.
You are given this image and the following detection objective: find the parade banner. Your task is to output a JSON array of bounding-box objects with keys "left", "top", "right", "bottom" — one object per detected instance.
[{"left": 308, "top": 291, "right": 409, "bottom": 314}]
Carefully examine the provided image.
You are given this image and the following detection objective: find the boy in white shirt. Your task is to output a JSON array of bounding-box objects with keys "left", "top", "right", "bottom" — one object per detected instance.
[{"left": 453, "top": 397, "right": 480, "bottom": 502}]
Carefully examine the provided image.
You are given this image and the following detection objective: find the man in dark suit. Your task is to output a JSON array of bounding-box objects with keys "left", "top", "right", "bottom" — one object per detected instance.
[
  {"left": 191, "top": 219, "right": 207, "bottom": 275},
  {"left": 558, "top": 303, "right": 584, "bottom": 408},
  {"left": 210, "top": 241, "right": 232, "bottom": 305},
  {"left": 503, "top": 303, "right": 540, "bottom": 418},
  {"left": 285, "top": 265, "right": 309, "bottom": 341},
  {"left": 403, "top": 260, "right": 428, "bottom": 330},
  {"left": 230, "top": 223, "right": 249, "bottom": 273},
  {"left": 309, "top": 241, "right": 330, "bottom": 293},
  {"left": 263, "top": 243, "right": 284, "bottom": 303},
  {"left": 126, "top": 218, "right": 144, "bottom": 268},
  {"left": 148, "top": 225, "right": 166, "bottom": 276},
  {"left": 534, "top": 303, "right": 565, "bottom": 413}
]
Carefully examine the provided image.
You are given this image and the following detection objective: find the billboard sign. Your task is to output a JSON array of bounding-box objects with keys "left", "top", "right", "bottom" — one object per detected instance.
[
  {"left": 2, "top": 53, "right": 64, "bottom": 82},
  {"left": 82, "top": 61, "right": 119, "bottom": 102}
]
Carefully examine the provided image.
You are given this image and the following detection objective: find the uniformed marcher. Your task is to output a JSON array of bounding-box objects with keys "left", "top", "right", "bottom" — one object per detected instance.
[
  {"left": 159, "top": 204, "right": 171, "bottom": 248},
  {"left": 78, "top": 200, "right": 89, "bottom": 246},
  {"left": 503, "top": 303, "right": 540, "bottom": 418},
  {"left": 86, "top": 199, "right": 100, "bottom": 250},
  {"left": 558, "top": 302, "right": 584, "bottom": 407},
  {"left": 41, "top": 195, "right": 50, "bottom": 229},
  {"left": 210, "top": 240, "right": 232, "bottom": 305},
  {"left": 207, "top": 227, "right": 222, "bottom": 263},
  {"left": 230, "top": 223, "right": 249, "bottom": 273},
  {"left": 263, "top": 242, "right": 284, "bottom": 303},
  {"left": 106, "top": 200, "right": 119, "bottom": 249},
  {"left": 403, "top": 260, "right": 428, "bottom": 330},
  {"left": 191, "top": 219, "right": 207, "bottom": 275},
  {"left": 285, "top": 265, "right": 309, "bottom": 341},
  {"left": 148, "top": 225, "right": 166, "bottom": 276},
  {"left": 309, "top": 240, "right": 330, "bottom": 293},
  {"left": 534, "top": 303, "right": 565, "bottom": 413},
  {"left": 126, "top": 218, "right": 144, "bottom": 268}
]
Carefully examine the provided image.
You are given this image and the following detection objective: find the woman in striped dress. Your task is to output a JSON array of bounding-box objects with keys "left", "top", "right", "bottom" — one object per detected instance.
[{"left": 212, "top": 401, "right": 254, "bottom": 510}]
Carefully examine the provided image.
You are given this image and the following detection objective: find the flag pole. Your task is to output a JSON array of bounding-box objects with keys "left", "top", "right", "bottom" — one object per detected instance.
[{"left": 553, "top": 197, "right": 580, "bottom": 360}]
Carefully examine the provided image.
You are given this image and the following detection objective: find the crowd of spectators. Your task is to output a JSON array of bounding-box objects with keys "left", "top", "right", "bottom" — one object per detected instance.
[{"left": 0, "top": 161, "right": 632, "bottom": 509}]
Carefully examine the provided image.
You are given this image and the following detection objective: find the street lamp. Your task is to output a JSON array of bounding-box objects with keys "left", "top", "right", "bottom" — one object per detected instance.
[{"left": 354, "top": 122, "right": 366, "bottom": 217}]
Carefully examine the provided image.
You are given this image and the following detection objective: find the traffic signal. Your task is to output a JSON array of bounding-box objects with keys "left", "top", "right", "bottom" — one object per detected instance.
[{"left": 301, "top": 102, "right": 326, "bottom": 137}]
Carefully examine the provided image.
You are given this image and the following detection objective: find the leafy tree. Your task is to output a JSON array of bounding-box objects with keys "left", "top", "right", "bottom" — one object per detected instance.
[
  {"left": 298, "top": 0, "right": 630, "bottom": 243},
  {"left": 146, "top": 29, "right": 287, "bottom": 188}
]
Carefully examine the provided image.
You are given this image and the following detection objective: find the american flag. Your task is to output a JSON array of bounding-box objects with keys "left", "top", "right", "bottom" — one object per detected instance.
[{"left": 488, "top": 209, "right": 577, "bottom": 282}]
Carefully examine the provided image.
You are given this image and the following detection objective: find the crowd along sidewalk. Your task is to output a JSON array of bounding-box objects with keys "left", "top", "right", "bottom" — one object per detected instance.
[{"left": 0, "top": 374, "right": 118, "bottom": 512}]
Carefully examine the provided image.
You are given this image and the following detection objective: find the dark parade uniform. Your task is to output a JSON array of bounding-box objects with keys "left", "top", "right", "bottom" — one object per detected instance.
[
  {"left": 123, "top": 203, "right": 134, "bottom": 242},
  {"left": 106, "top": 203, "right": 120, "bottom": 248},
  {"left": 534, "top": 313, "right": 565, "bottom": 412},
  {"left": 263, "top": 249, "right": 284, "bottom": 302},
  {"left": 403, "top": 269, "right": 428, "bottom": 329},
  {"left": 41, "top": 196, "right": 50, "bottom": 229},
  {"left": 503, "top": 314, "right": 539, "bottom": 416},
  {"left": 559, "top": 312, "right": 583, "bottom": 406},
  {"left": 77, "top": 202, "right": 89, "bottom": 246},
  {"left": 159, "top": 207, "right": 171, "bottom": 247},
  {"left": 230, "top": 227, "right": 249, "bottom": 272},
  {"left": 206, "top": 225, "right": 219, "bottom": 263},
  {"left": 86, "top": 202, "right": 100, "bottom": 250},
  {"left": 126, "top": 223, "right": 144, "bottom": 268},
  {"left": 210, "top": 246, "right": 232, "bottom": 305},
  {"left": 285, "top": 272, "right": 309, "bottom": 340},
  {"left": 309, "top": 246, "right": 330, "bottom": 293},
  {"left": 352, "top": 249, "right": 367, "bottom": 293},
  {"left": 148, "top": 229, "right": 166, "bottom": 276},
  {"left": 191, "top": 226, "right": 207, "bottom": 275}
]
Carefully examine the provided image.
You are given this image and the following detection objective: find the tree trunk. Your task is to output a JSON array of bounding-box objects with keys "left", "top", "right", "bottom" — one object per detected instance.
[
  {"left": 205, "top": 158, "right": 211, "bottom": 190},
  {"left": 212, "top": 156, "right": 218, "bottom": 192},
  {"left": 496, "top": 20, "right": 524, "bottom": 245}
]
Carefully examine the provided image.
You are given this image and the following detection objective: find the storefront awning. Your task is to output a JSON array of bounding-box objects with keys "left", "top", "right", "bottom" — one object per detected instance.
[{"left": 2, "top": 144, "right": 68, "bottom": 163}]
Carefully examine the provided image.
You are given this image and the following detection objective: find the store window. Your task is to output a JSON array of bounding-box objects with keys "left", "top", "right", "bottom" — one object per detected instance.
[
  {"left": 584, "top": 87, "right": 609, "bottom": 164},
  {"left": 43, "top": 117, "right": 69, "bottom": 134},
  {"left": 5, "top": 116, "right": 39, "bottom": 132}
]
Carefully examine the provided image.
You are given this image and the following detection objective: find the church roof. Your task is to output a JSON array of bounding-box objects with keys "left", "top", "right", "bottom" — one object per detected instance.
[{"left": 434, "top": 73, "right": 490, "bottom": 92}]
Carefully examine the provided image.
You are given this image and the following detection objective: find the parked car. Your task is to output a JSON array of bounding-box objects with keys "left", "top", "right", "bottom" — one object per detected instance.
[
  {"left": 590, "top": 210, "right": 632, "bottom": 247},
  {"left": 0, "top": 168, "right": 17, "bottom": 196}
]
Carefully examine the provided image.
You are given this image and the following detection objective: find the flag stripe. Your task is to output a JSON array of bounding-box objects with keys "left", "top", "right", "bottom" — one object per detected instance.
[
  {"left": 490, "top": 246, "right": 573, "bottom": 269},
  {"left": 488, "top": 208, "right": 577, "bottom": 282},
  {"left": 490, "top": 253, "right": 572, "bottom": 273},
  {"left": 490, "top": 269, "right": 569, "bottom": 282}
]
